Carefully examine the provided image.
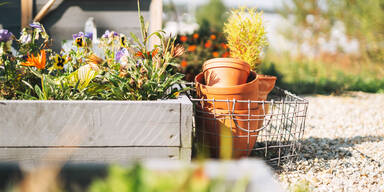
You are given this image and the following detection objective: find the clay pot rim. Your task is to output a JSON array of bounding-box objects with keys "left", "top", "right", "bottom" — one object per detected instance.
[
  {"left": 202, "top": 58, "right": 251, "bottom": 73},
  {"left": 195, "top": 71, "right": 258, "bottom": 94},
  {"left": 256, "top": 74, "right": 277, "bottom": 80}
]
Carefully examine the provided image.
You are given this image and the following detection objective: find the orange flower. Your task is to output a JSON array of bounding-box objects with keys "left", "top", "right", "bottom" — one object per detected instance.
[
  {"left": 151, "top": 48, "right": 159, "bottom": 58},
  {"left": 204, "top": 40, "right": 212, "bottom": 48},
  {"left": 21, "top": 49, "right": 46, "bottom": 70},
  {"left": 212, "top": 52, "right": 219, "bottom": 57},
  {"left": 193, "top": 33, "right": 199, "bottom": 39},
  {"left": 222, "top": 51, "right": 230, "bottom": 58},
  {"left": 187, "top": 45, "right": 197, "bottom": 52},
  {"left": 135, "top": 51, "right": 144, "bottom": 58},
  {"left": 181, "top": 60, "right": 188, "bottom": 67},
  {"left": 180, "top": 35, "right": 188, "bottom": 42},
  {"left": 210, "top": 34, "right": 216, "bottom": 40},
  {"left": 220, "top": 43, "right": 228, "bottom": 49}
]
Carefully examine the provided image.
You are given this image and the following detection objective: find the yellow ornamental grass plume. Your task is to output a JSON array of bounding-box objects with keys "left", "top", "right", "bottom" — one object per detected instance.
[{"left": 223, "top": 7, "right": 268, "bottom": 70}]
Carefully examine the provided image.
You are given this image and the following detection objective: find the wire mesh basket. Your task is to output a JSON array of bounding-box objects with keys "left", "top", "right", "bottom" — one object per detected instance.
[{"left": 188, "top": 86, "right": 309, "bottom": 166}]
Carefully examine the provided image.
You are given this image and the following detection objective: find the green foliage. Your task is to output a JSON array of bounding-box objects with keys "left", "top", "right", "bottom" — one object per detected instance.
[
  {"left": 279, "top": 0, "right": 384, "bottom": 66},
  {"left": 89, "top": 163, "right": 249, "bottom": 192},
  {"left": 223, "top": 7, "right": 268, "bottom": 70},
  {"left": 327, "top": 0, "right": 384, "bottom": 63},
  {"left": 261, "top": 58, "right": 384, "bottom": 95},
  {"left": 195, "top": 0, "right": 227, "bottom": 32},
  {"left": 0, "top": 1, "right": 186, "bottom": 100}
]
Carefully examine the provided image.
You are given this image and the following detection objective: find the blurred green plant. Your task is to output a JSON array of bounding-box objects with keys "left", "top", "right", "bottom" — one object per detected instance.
[
  {"left": 195, "top": 0, "right": 227, "bottom": 32},
  {"left": 279, "top": 0, "right": 384, "bottom": 69},
  {"left": 89, "top": 163, "right": 248, "bottom": 192},
  {"left": 261, "top": 55, "right": 384, "bottom": 94},
  {"left": 175, "top": 31, "right": 229, "bottom": 82}
]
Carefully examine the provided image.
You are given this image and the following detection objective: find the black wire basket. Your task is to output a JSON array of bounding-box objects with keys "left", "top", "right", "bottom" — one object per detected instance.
[{"left": 188, "top": 86, "right": 309, "bottom": 167}]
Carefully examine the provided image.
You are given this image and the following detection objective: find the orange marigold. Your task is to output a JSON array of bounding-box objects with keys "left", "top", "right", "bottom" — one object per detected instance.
[
  {"left": 222, "top": 51, "right": 230, "bottom": 58},
  {"left": 210, "top": 34, "right": 216, "bottom": 40},
  {"left": 204, "top": 40, "right": 212, "bottom": 48},
  {"left": 187, "top": 45, "right": 197, "bottom": 52},
  {"left": 220, "top": 43, "right": 228, "bottom": 49},
  {"left": 181, "top": 60, "right": 188, "bottom": 67},
  {"left": 193, "top": 33, "right": 199, "bottom": 39},
  {"left": 180, "top": 35, "right": 188, "bottom": 42},
  {"left": 212, "top": 51, "right": 219, "bottom": 57},
  {"left": 21, "top": 49, "right": 46, "bottom": 70}
]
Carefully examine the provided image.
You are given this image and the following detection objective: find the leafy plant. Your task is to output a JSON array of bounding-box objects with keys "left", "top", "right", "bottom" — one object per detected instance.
[
  {"left": 0, "top": 0, "right": 186, "bottom": 100},
  {"left": 223, "top": 7, "right": 268, "bottom": 70},
  {"left": 100, "top": 0, "right": 186, "bottom": 100}
]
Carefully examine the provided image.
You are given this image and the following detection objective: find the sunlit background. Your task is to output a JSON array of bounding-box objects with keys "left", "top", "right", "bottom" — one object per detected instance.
[{"left": 164, "top": 0, "right": 384, "bottom": 94}]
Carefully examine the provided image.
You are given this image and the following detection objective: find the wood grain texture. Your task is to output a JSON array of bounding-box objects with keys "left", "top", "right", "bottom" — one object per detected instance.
[
  {"left": 0, "top": 100, "right": 181, "bottom": 147},
  {"left": 0, "top": 147, "right": 180, "bottom": 170},
  {"left": 179, "top": 95, "right": 193, "bottom": 148}
]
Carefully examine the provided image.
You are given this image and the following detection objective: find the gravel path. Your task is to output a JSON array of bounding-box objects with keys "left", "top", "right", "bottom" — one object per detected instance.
[{"left": 278, "top": 92, "right": 384, "bottom": 192}]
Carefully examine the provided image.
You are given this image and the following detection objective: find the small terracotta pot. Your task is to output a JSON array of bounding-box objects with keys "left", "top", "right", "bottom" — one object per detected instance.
[
  {"left": 257, "top": 75, "right": 277, "bottom": 100},
  {"left": 196, "top": 106, "right": 266, "bottom": 158},
  {"left": 203, "top": 58, "right": 250, "bottom": 87},
  {"left": 195, "top": 71, "right": 259, "bottom": 110},
  {"left": 254, "top": 74, "right": 277, "bottom": 132}
]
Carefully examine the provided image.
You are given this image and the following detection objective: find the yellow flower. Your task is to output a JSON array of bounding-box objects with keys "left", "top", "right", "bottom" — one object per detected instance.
[
  {"left": 75, "top": 37, "right": 85, "bottom": 47},
  {"left": 53, "top": 54, "right": 68, "bottom": 70},
  {"left": 120, "top": 35, "right": 127, "bottom": 47},
  {"left": 173, "top": 91, "right": 180, "bottom": 97}
]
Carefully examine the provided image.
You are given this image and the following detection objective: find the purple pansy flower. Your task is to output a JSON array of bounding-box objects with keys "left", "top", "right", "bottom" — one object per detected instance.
[
  {"left": 84, "top": 32, "right": 93, "bottom": 40},
  {"left": 72, "top": 32, "right": 92, "bottom": 40},
  {"left": 29, "top": 22, "right": 42, "bottom": 30},
  {"left": 72, "top": 32, "right": 84, "bottom": 40},
  {"left": 115, "top": 48, "right": 128, "bottom": 62},
  {"left": 0, "top": 29, "right": 13, "bottom": 42},
  {"left": 136, "top": 60, "right": 142, "bottom": 68},
  {"left": 102, "top": 30, "right": 118, "bottom": 39}
]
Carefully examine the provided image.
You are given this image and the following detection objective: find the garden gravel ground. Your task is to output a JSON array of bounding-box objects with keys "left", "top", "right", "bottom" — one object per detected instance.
[{"left": 278, "top": 92, "right": 384, "bottom": 191}]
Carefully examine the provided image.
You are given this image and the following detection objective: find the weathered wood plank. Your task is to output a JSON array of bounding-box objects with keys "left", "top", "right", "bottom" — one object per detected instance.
[
  {"left": 179, "top": 95, "right": 193, "bottom": 149},
  {"left": 0, "top": 101, "right": 181, "bottom": 147},
  {"left": 0, "top": 147, "right": 180, "bottom": 169}
]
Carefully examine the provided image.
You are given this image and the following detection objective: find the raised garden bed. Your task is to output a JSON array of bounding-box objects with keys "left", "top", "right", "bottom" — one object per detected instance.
[{"left": 0, "top": 95, "right": 192, "bottom": 167}]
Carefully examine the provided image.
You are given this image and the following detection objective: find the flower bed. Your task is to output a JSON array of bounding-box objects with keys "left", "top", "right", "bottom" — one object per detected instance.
[{"left": 0, "top": 3, "right": 193, "bottom": 165}]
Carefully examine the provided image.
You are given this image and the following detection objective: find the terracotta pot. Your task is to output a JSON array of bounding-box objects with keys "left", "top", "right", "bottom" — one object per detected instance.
[
  {"left": 196, "top": 106, "right": 267, "bottom": 158},
  {"left": 194, "top": 72, "right": 277, "bottom": 158},
  {"left": 202, "top": 58, "right": 250, "bottom": 87},
  {"left": 195, "top": 71, "right": 259, "bottom": 110}
]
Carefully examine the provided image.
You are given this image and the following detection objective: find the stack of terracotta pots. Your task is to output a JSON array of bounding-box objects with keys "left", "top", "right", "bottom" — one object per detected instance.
[{"left": 195, "top": 58, "right": 277, "bottom": 158}]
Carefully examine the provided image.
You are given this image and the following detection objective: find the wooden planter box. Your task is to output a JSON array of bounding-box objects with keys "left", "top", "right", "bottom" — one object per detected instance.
[{"left": 0, "top": 96, "right": 192, "bottom": 167}]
